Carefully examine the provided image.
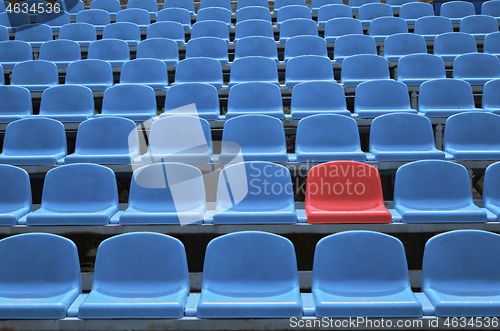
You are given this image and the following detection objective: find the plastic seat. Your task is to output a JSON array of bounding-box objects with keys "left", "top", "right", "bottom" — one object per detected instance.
[
  {"left": 156, "top": 8, "right": 191, "bottom": 28},
  {"left": 226, "top": 82, "right": 284, "bottom": 119},
  {"left": 418, "top": 78, "right": 479, "bottom": 117},
  {"left": 0, "top": 165, "right": 31, "bottom": 225},
  {"left": 174, "top": 57, "right": 223, "bottom": 88},
  {"left": 399, "top": 2, "right": 434, "bottom": 25},
  {"left": 127, "top": 0, "right": 158, "bottom": 16},
  {"left": 59, "top": 0, "right": 85, "bottom": 18},
  {"left": 279, "top": 18, "right": 318, "bottom": 43},
  {"left": 311, "top": 0, "right": 343, "bottom": 12},
  {"left": 369, "top": 17, "right": 408, "bottom": 42},
  {"left": 229, "top": 56, "right": 279, "bottom": 87},
  {"left": 318, "top": 4, "right": 353, "bottom": 26},
  {"left": 422, "top": 230, "right": 500, "bottom": 316},
  {"left": 146, "top": 21, "right": 185, "bottom": 45},
  {"left": 197, "top": 232, "right": 302, "bottom": 317},
  {"left": 433, "top": 32, "right": 477, "bottom": 62},
  {"left": 443, "top": 112, "right": 500, "bottom": 160},
  {"left": 234, "top": 19, "right": 274, "bottom": 41},
  {"left": 482, "top": 0, "right": 500, "bottom": 21},
  {"left": 284, "top": 36, "right": 328, "bottom": 62},
  {"left": 305, "top": 161, "right": 392, "bottom": 223},
  {"left": 200, "top": 0, "right": 232, "bottom": 11},
  {"left": 97, "top": 84, "right": 157, "bottom": 121},
  {"left": 103, "top": 22, "right": 141, "bottom": 46},
  {"left": 79, "top": 232, "right": 189, "bottom": 318},
  {"left": 440, "top": 0, "right": 475, "bottom": 24},
  {"left": 191, "top": 20, "right": 229, "bottom": 43},
  {"left": 453, "top": 53, "right": 500, "bottom": 86},
  {"left": 141, "top": 116, "right": 212, "bottom": 164},
  {"left": 484, "top": 162, "right": 500, "bottom": 220},
  {"left": 349, "top": 0, "right": 380, "bottom": 11},
  {"left": 90, "top": 0, "right": 120, "bottom": 17},
  {"left": 120, "top": 58, "right": 169, "bottom": 90},
  {"left": 383, "top": 33, "right": 426, "bottom": 64},
  {"left": 11, "top": 60, "right": 58, "bottom": 92},
  {"left": 35, "top": 11, "right": 70, "bottom": 32},
  {"left": 76, "top": 9, "right": 110, "bottom": 31},
  {"left": 26, "top": 163, "right": 119, "bottom": 225},
  {"left": 460, "top": 14, "right": 499, "bottom": 40},
  {"left": 236, "top": 0, "right": 269, "bottom": 11},
  {"left": 234, "top": 36, "right": 278, "bottom": 63},
  {"left": 312, "top": 231, "right": 422, "bottom": 318},
  {"left": 333, "top": 34, "right": 377, "bottom": 63},
  {"left": 58, "top": 23, "right": 97, "bottom": 47},
  {"left": 274, "top": 0, "right": 307, "bottom": 12},
  {"left": 386, "top": 0, "right": 418, "bottom": 10},
  {"left": 0, "top": 40, "right": 32, "bottom": 69},
  {"left": 370, "top": 113, "right": 445, "bottom": 161},
  {"left": 0, "top": 25, "right": 7, "bottom": 41},
  {"left": 117, "top": 8, "right": 151, "bottom": 30},
  {"left": 197, "top": 7, "right": 232, "bottom": 26},
  {"left": 162, "top": 83, "right": 220, "bottom": 120},
  {"left": 394, "top": 160, "right": 486, "bottom": 223},
  {"left": 219, "top": 115, "right": 288, "bottom": 162},
  {"left": 290, "top": 81, "right": 350, "bottom": 119},
  {"left": 340, "top": 54, "right": 390, "bottom": 87},
  {"left": 136, "top": 38, "right": 179, "bottom": 66},
  {"left": 285, "top": 55, "right": 334, "bottom": 87},
  {"left": 162, "top": 0, "right": 195, "bottom": 15},
  {"left": 39, "top": 85, "right": 94, "bottom": 122},
  {"left": 295, "top": 114, "right": 366, "bottom": 162},
  {"left": 324, "top": 17, "right": 363, "bottom": 42},
  {"left": 414, "top": 16, "right": 453, "bottom": 41},
  {"left": 483, "top": 78, "right": 500, "bottom": 114},
  {"left": 65, "top": 117, "right": 140, "bottom": 164},
  {"left": 87, "top": 39, "right": 130, "bottom": 67},
  {"left": 0, "top": 86, "right": 32, "bottom": 123},
  {"left": 0, "top": 12, "right": 30, "bottom": 32},
  {"left": 0, "top": 117, "right": 66, "bottom": 165},
  {"left": 277, "top": 5, "right": 311, "bottom": 27},
  {"left": 236, "top": 6, "right": 272, "bottom": 23},
  {"left": 0, "top": 233, "right": 81, "bottom": 318},
  {"left": 185, "top": 37, "right": 228, "bottom": 64},
  {"left": 15, "top": 23, "right": 52, "bottom": 48},
  {"left": 66, "top": 59, "right": 113, "bottom": 91},
  {"left": 38, "top": 39, "right": 81, "bottom": 68},
  {"left": 397, "top": 54, "right": 446, "bottom": 87},
  {"left": 213, "top": 162, "right": 297, "bottom": 224},
  {"left": 358, "top": 3, "right": 393, "bottom": 26},
  {"left": 484, "top": 31, "right": 500, "bottom": 58}
]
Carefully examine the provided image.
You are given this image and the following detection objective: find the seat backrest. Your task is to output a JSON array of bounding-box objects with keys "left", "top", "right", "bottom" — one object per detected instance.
[
  {"left": 275, "top": 0, "right": 307, "bottom": 11},
  {"left": 324, "top": 17, "right": 363, "bottom": 40},
  {"left": 146, "top": 21, "right": 185, "bottom": 42},
  {"left": 117, "top": 8, "right": 151, "bottom": 25},
  {"left": 383, "top": 33, "right": 427, "bottom": 57},
  {"left": 333, "top": 34, "right": 377, "bottom": 60},
  {"left": 0, "top": 164, "right": 31, "bottom": 213},
  {"left": 369, "top": 16, "right": 408, "bottom": 37},
  {"left": 156, "top": 8, "right": 191, "bottom": 27},
  {"left": 277, "top": 5, "right": 312, "bottom": 25},
  {"left": 90, "top": 0, "right": 120, "bottom": 13},
  {"left": 355, "top": 80, "right": 411, "bottom": 111},
  {"left": 164, "top": 83, "right": 220, "bottom": 118},
  {"left": 313, "top": 231, "right": 411, "bottom": 295},
  {"left": 229, "top": 56, "right": 279, "bottom": 85},
  {"left": 285, "top": 55, "right": 334, "bottom": 84},
  {"left": 197, "top": 7, "right": 232, "bottom": 25},
  {"left": 191, "top": 20, "right": 229, "bottom": 42},
  {"left": 441, "top": 0, "right": 475, "bottom": 19},
  {"left": 349, "top": 0, "right": 379, "bottom": 7},
  {"left": 39, "top": 85, "right": 94, "bottom": 117},
  {"left": 163, "top": 0, "right": 195, "bottom": 14},
  {"left": 483, "top": 78, "right": 500, "bottom": 110},
  {"left": 234, "top": 36, "right": 278, "bottom": 61},
  {"left": 386, "top": 0, "right": 418, "bottom": 5},
  {"left": 227, "top": 82, "right": 283, "bottom": 115},
  {"left": 311, "top": 0, "right": 343, "bottom": 11},
  {"left": 484, "top": 31, "right": 500, "bottom": 54},
  {"left": 291, "top": 81, "right": 347, "bottom": 113},
  {"left": 236, "top": 6, "right": 271, "bottom": 23},
  {"left": 36, "top": 11, "right": 70, "bottom": 26},
  {"left": 0, "top": 40, "right": 32, "bottom": 63},
  {"left": 460, "top": 14, "right": 498, "bottom": 34},
  {"left": 101, "top": 84, "right": 157, "bottom": 117},
  {"left": 59, "top": 22, "right": 97, "bottom": 43},
  {"left": 399, "top": 2, "right": 434, "bottom": 19},
  {"left": 234, "top": 19, "right": 274, "bottom": 40},
  {"left": 174, "top": 57, "right": 223, "bottom": 88},
  {"left": 11, "top": 60, "right": 58, "bottom": 86},
  {"left": 15, "top": 23, "right": 52, "bottom": 42},
  {"left": 88, "top": 38, "right": 130, "bottom": 61},
  {"left": 279, "top": 18, "right": 318, "bottom": 42},
  {"left": 77, "top": 8, "right": 110, "bottom": 25},
  {"left": 284, "top": 35, "right": 328, "bottom": 62},
  {"left": 433, "top": 31, "right": 477, "bottom": 56},
  {"left": 120, "top": 58, "right": 169, "bottom": 86},
  {"left": 341, "top": 54, "right": 390, "bottom": 83},
  {"left": 66, "top": 59, "right": 113, "bottom": 86},
  {"left": 453, "top": 53, "right": 500, "bottom": 80},
  {"left": 414, "top": 16, "right": 453, "bottom": 36},
  {"left": 136, "top": 38, "right": 179, "bottom": 64},
  {"left": 237, "top": 0, "right": 269, "bottom": 11},
  {"left": 482, "top": 0, "right": 500, "bottom": 17},
  {"left": 61, "top": 0, "right": 85, "bottom": 12},
  {"left": 127, "top": 0, "right": 158, "bottom": 12},
  {"left": 418, "top": 78, "right": 475, "bottom": 111},
  {"left": 200, "top": 0, "right": 232, "bottom": 11},
  {"left": 318, "top": 4, "right": 353, "bottom": 24},
  {"left": 484, "top": 162, "right": 500, "bottom": 211},
  {"left": 0, "top": 85, "right": 32, "bottom": 117},
  {"left": 0, "top": 12, "right": 30, "bottom": 28},
  {"left": 103, "top": 22, "right": 141, "bottom": 41},
  {"left": 444, "top": 112, "right": 500, "bottom": 151},
  {"left": 39, "top": 39, "right": 81, "bottom": 62},
  {"left": 358, "top": 2, "right": 393, "bottom": 21},
  {"left": 185, "top": 36, "right": 228, "bottom": 63}
]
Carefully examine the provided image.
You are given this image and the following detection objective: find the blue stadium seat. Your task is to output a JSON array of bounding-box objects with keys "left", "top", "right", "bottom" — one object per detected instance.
[
  {"left": 340, "top": 54, "right": 390, "bottom": 87},
  {"left": 482, "top": 0, "right": 500, "bottom": 22},
  {"left": 348, "top": 0, "right": 380, "bottom": 12},
  {"left": 368, "top": 17, "right": 408, "bottom": 42},
  {"left": 440, "top": 0, "right": 475, "bottom": 24},
  {"left": 484, "top": 32, "right": 500, "bottom": 57},
  {"left": 295, "top": 114, "right": 366, "bottom": 162},
  {"left": 285, "top": 55, "right": 335, "bottom": 87},
  {"left": 197, "top": 232, "right": 302, "bottom": 317},
  {"left": 324, "top": 17, "right": 363, "bottom": 41},
  {"left": 117, "top": 8, "right": 151, "bottom": 29},
  {"left": 0, "top": 233, "right": 81, "bottom": 318},
  {"left": 483, "top": 78, "right": 500, "bottom": 114},
  {"left": 120, "top": 164, "right": 206, "bottom": 225},
  {"left": 383, "top": 33, "right": 427, "bottom": 64},
  {"left": 358, "top": 3, "right": 393, "bottom": 26},
  {"left": 236, "top": 6, "right": 272, "bottom": 23},
  {"left": 136, "top": 38, "right": 179, "bottom": 65},
  {"left": 185, "top": 37, "right": 229, "bottom": 64},
  {"left": 0, "top": 40, "right": 32, "bottom": 69},
  {"left": 76, "top": 9, "right": 110, "bottom": 31},
  {"left": 229, "top": 56, "right": 279, "bottom": 87},
  {"left": 162, "top": 83, "right": 220, "bottom": 120},
  {"left": 191, "top": 20, "right": 229, "bottom": 42},
  {"left": 312, "top": 231, "right": 422, "bottom": 318},
  {"left": 0, "top": 117, "right": 66, "bottom": 165},
  {"left": 64, "top": 117, "right": 140, "bottom": 164},
  {"left": 200, "top": 0, "right": 232, "bottom": 11},
  {"left": 39, "top": 85, "right": 94, "bottom": 122},
  {"left": 369, "top": 113, "right": 445, "bottom": 161},
  {"left": 333, "top": 34, "right": 377, "bottom": 63},
  {"left": 156, "top": 8, "right": 191, "bottom": 28},
  {"left": 433, "top": 32, "right": 478, "bottom": 62},
  {"left": 219, "top": 115, "right": 288, "bottom": 162},
  {"left": 58, "top": 23, "right": 97, "bottom": 47},
  {"left": 444, "top": 112, "right": 500, "bottom": 160},
  {"left": 0, "top": 25, "right": 7, "bottom": 41},
  {"left": 460, "top": 14, "right": 499, "bottom": 40},
  {"left": 311, "top": 0, "right": 343, "bottom": 12},
  {"left": 213, "top": 162, "right": 297, "bottom": 224},
  {"left": 162, "top": 0, "right": 195, "bottom": 15},
  {"left": 386, "top": 0, "right": 418, "bottom": 10},
  {"left": 277, "top": 5, "right": 311, "bottom": 27},
  {"left": 234, "top": 36, "right": 278, "bottom": 62},
  {"left": 226, "top": 82, "right": 284, "bottom": 119},
  {"left": 413, "top": 16, "right": 453, "bottom": 41},
  {"left": 399, "top": 2, "right": 434, "bottom": 25},
  {"left": 484, "top": 162, "right": 500, "bottom": 220},
  {"left": 0, "top": 12, "right": 30, "bottom": 32},
  {"left": 418, "top": 78, "right": 479, "bottom": 117},
  {"left": 453, "top": 53, "right": 500, "bottom": 86},
  {"left": 103, "top": 22, "right": 141, "bottom": 46},
  {"left": 26, "top": 164, "right": 118, "bottom": 225},
  {"left": 11, "top": 60, "right": 58, "bottom": 92},
  {"left": 174, "top": 57, "right": 223, "bottom": 88},
  {"left": 274, "top": 0, "right": 307, "bottom": 12},
  {"left": 141, "top": 116, "right": 213, "bottom": 164},
  {"left": 35, "top": 11, "right": 70, "bottom": 32},
  {"left": 318, "top": 4, "right": 353, "bottom": 26},
  {"left": 147, "top": 21, "right": 185, "bottom": 45},
  {"left": 38, "top": 39, "right": 81, "bottom": 68},
  {"left": 90, "top": 0, "right": 120, "bottom": 18},
  {"left": 15, "top": 24, "right": 52, "bottom": 48},
  {"left": 279, "top": 18, "right": 318, "bottom": 42},
  {"left": 354, "top": 79, "right": 415, "bottom": 118},
  {"left": 87, "top": 39, "right": 130, "bottom": 67},
  {"left": 397, "top": 54, "right": 446, "bottom": 87},
  {"left": 197, "top": 7, "right": 232, "bottom": 26},
  {"left": 127, "top": 0, "right": 158, "bottom": 16},
  {"left": 290, "top": 81, "right": 351, "bottom": 119},
  {"left": 0, "top": 86, "right": 32, "bottom": 123},
  {"left": 234, "top": 19, "right": 274, "bottom": 40},
  {"left": 0, "top": 165, "right": 31, "bottom": 225},
  {"left": 78, "top": 232, "right": 189, "bottom": 318},
  {"left": 65, "top": 59, "right": 113, "bottom": 91},
  {"left": 284, "top": 35, "right": 328, "bottom": 62},
  {"left": 236, "top": 0, "right": 269, "bottom": 11},
  {"left": 422, "top": 230, "right": 500, "bottom": 316},
  {"left": 394, "top": 160, "right": 487, "bottom": 223},
  {"left": 97, "top": 84, "right": 157, "bottom": 121},
  {"left": 59, "top": 0, "right": 85, "bottom": 18},
  {"left": 120, "top": 58, "right": 169, "bottom": 90}
]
